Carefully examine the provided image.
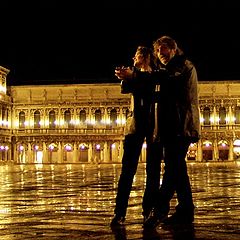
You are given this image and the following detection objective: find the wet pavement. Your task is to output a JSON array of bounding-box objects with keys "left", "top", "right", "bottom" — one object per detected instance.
[{"left": 0, "top": 162, "right": 239, "bottom": 240}]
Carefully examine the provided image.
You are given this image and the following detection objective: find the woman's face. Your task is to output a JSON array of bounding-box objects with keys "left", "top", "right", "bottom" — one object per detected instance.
[{"left": 132, "top": 52, "right": 149, "bottom": 68}]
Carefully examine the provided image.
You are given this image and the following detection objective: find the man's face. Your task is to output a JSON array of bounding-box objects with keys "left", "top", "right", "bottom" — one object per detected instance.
[{"left": 156, "top": 44, "right": 176, "bottom": 65}]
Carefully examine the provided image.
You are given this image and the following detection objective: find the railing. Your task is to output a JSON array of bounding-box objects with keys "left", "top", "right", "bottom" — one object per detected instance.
[
  {"left": 201, "top": 124, "right": 240, "bottom": 130},
  {"left": 11, "top": 127, "right": 125, "bottom": 136}
]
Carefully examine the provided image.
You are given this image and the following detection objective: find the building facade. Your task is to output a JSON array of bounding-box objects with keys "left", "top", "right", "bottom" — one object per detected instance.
[{"left": 1, "top": 66, "right": 240, "bottom": 163}]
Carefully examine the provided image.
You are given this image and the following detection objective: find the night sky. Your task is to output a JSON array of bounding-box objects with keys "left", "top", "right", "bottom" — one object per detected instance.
[{"left": 1, "top": 2, "right": 240, "bottom": 86}]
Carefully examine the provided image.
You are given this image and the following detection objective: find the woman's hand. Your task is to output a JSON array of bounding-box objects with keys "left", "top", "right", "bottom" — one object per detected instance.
[{"left": 115, "top": 67, "right": 134, "bottom": 80}]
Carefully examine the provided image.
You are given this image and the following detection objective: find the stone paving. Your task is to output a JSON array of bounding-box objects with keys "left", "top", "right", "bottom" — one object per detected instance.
[{"left": 0, "top": 161, "right": 239, "bottom": 239}]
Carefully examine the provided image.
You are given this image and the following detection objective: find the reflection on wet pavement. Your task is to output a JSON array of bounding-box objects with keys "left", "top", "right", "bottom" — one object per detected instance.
[{"left": 0, "top": 162, "right": 239, "bottom": 239}]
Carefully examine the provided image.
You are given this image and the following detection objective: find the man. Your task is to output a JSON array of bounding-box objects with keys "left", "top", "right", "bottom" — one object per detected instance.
[
  {"left": 111, "top": 46, "right": 161, "bottom": 227},
  {"left": 116, "top": 36, "right": 200, "bottom": 227}
]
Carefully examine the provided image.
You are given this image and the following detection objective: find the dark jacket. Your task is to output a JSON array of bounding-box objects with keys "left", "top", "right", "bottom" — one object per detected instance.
[
  {"left": 121, "top": 73, "right": 156, "bottom": 137},
  {"left": 136, "top": 50, "right": 200, "bottom": 143}
]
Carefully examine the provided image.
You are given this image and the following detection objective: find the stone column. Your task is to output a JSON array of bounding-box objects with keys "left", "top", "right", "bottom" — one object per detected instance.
[
  {"left": 197, "top": 141, "right": 203, "bottom": 162},
  {"left": 88, "top": 143, "right": 93, "bottom": 163},
  {"left": 228, "top": 139, "right": 234, "bottom": 161}
]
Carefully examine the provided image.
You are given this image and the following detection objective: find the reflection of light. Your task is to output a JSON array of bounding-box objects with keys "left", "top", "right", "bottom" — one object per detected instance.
[
  {"left": 221, "top": 143, "right": 226, "bottom": 147},
  {"left": 19, "top": 145, "right": 24, "bottom": 151},
  {"left": 111, "top": 143, "right": 116, "bottom": 149},
  {"left": 205, "top": 143, "right": 210, "bottom": 147},
  {"left": 142, "top": 143, "right": 147, "bottom": 148},
  {"left": 35, "top": 145, "right": 39, "bottom": 150}
]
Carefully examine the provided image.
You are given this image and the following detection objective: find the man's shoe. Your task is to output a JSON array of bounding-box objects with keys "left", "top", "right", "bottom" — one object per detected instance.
[
  {"left": 143, "top": 212, "right": 168, "bottom": 229},
  {"left": 163, "top": 211, "right": 194, "bottom": 225},
  {"left": 110, "top": 215, "right": 125, "bottom": 228}
]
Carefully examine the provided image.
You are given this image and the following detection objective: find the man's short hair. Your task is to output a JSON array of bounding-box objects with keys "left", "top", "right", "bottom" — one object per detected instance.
[{"left": 153, "top": 35, "right": 177, "bottom": 50}]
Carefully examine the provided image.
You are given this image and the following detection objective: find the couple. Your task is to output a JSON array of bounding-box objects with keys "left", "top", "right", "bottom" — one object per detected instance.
[{"left": 110, "top": 35, "right": 200, "bottom": 229}]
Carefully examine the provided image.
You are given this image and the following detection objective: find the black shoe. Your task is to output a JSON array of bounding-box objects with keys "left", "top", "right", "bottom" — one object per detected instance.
[
  {"left": 143, "top": 211, "right": 168, "bottom": 229},
  {"left": 110, "top": 215, "right": 125, "bottom": 228},
  {"left": 163, "top": 211, "right": 194, "bottom": 225}
]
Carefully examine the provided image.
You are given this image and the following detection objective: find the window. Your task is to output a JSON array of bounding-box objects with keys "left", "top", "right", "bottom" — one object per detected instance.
[
  {"left": 219, "top": 107, "right": 226, "bottom": 126},
  {"left": 49, "top": 110, "right": 56, "bottom": 129},
  {"left": 80, "top": 110, "right": 86, "bottom": 123},
  {"left": 64, "top": 110, "right": 71, "bottom": 128},
  {"left": 95, "top": 109, "right": 102, "bottom": 124},
  {"left": 34, "top": 110, "right": 40, "bottom": 128},
  {"left": 19, "top": 111, "right": 25, "bottom": 129},
  {"left": 110, "top": 109, "right": 117, "bottom": 126},
  {"left": 203, "top": 107, "right": 210, "bottom": 126}
]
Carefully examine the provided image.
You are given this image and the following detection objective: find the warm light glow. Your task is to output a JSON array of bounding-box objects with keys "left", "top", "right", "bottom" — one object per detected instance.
[
  {"left": 36, "top": 151, "right": 43, "bottom": 163},
  {"left": 111, "top": 143, "right": 116, "bottom": 149},
  {"left": 65, "top": 145, "right": 72, "bottom": 151},
  {"left": 96, "top": 144, "right": 101, "bottom": 150},
  {"left": 234, "top": 139, "right": 240, "bottom": 146}
]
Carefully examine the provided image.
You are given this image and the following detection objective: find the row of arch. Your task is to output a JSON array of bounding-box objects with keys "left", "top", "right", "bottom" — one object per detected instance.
[
  {"left": 18, "top": 108, "right": 121, "bottom": 129},
  {"left": 202, "top": 106, "right": 240, "bottom": 125}
]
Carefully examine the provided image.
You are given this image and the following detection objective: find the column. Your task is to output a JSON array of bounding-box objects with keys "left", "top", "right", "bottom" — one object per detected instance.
[
  {"left": 43, "top": 142, "right": 48, "bottom": 163},
  {"left": 28, "top": 142, "right": 32, "bottom": 163},
  {"left": 88, "top": 142, "right": 93, "bottom": 163},
  {"left": 103, "top": 141, "right": 110, "bottom": 162},
  {"left": 58, "top": 142, "right": 63, "bottom": 163},
  {"left": 119, "top": 140, "right": 124, "bottom": 163},
  {"left": 213, "top": 138, "right": 219, "bottom": 161},
  {"left": 228, "top": 139, "right": 234, "bottom": 161},
  {"left": 73, "top": 143, "right": 78, "bottom": 163},
  {"left": 197, "top": 141, "right": 203, "bottom": 162}
]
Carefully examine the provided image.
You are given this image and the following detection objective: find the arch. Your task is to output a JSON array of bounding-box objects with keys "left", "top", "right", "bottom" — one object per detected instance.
[
  {"left": 202, "top": 140, "right": 213, "bottom": 161},
  {"left": 218, "top": 140, "right": 229, "bottom": 161}
]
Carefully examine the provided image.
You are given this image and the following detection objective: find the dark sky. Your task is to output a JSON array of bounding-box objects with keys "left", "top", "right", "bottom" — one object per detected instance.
[{"left": 1, "top": 2, "right": 240, "bottom": 85}]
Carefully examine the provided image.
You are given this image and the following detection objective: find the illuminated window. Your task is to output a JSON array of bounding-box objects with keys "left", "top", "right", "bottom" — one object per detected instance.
[
  {"left": 34, "top": 110, "right": 41, "bottom": 128},
  {"left": 64, "top": 110, "right": 72, "bottom": 128},
  {"left": 110, "top": 109, "right": 117, "bottom": 126},
  {"left": 203, "top": 107, "right": 210, "bottom": 126},
  {"left": 80, "top": 110, "right": 86, "bottom": 123},
  {"left": 49, "top": 110, "right": 56, "bottom": 129},
  {"left": 219, "top": 107, "right": 226, "bottom": 126},
  {"left": 19, "top": 111, "right": 25, "bottom": 129},
  {"left": 95, "top": 109, "right": 102, "bottom": 124}
]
